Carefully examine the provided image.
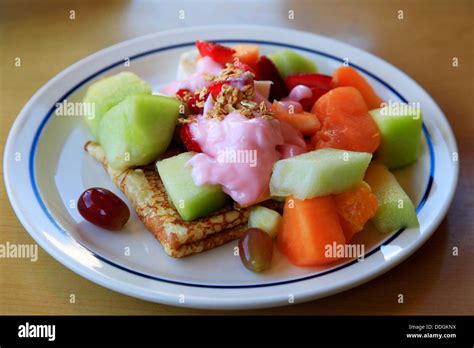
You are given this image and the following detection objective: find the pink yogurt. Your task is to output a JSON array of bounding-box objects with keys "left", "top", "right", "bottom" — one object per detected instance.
[
  {"left": 187, "top": 112, "right": 306, "bottom": 207},
  {"left": 284, "top": 85, "right": 313, "bottom": 102},
  {"left": 276, "top": 85, "right": 313, "bottom": 112}
]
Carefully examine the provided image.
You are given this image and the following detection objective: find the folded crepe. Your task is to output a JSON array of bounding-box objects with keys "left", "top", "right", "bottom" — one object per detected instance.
[{"left": 85, "top": 141, "right": 279, "bottom": 258}]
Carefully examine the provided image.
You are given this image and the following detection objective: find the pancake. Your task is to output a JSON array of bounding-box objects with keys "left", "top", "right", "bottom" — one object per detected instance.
[{"left": 84, "top": 141, "right": 277, "bottom": 257}]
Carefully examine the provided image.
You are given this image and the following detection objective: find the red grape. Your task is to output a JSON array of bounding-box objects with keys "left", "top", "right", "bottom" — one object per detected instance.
[
  {"left": 78, "top": 188, "right": 130, "bottom": 230},
  {"left": 238, "top": 228, "right": 273, "bottom": 272}
]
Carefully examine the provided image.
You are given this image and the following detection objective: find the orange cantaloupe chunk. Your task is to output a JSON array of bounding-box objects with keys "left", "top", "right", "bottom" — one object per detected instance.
[
  {"left": 331, "top": 66, "right": 383, "bottom": 110},
  {"left": 278, "top": 195, "right": 346, "bottom": 266},
  {"left": 310, "top": 87, "right": 380, "bottom": 153}
]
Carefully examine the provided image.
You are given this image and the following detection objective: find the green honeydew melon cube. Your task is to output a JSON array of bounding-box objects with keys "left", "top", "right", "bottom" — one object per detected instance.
[
  {"left": 248, "top": 206, "right": 282, "bottom": 239},
  {"left": 369, "top": 106, "right": 423, "bottom": 169},
  {"left": 364, "top": 162, "right": 419, "bottom": 233},
  {"left": 156, "top": 152, "right": 230, "bottom": 221},
  {"left": 99, "top": 94, "right": 180, "bottom": 170},
  {"left": 84, "top": 72, "right": 152, "bottom": 138},
  {"left": 268, "top": 49, "right": 318, "bottom": 79},
  {"left": 270, "top": 148, "right": 372, "bottom": 200}
]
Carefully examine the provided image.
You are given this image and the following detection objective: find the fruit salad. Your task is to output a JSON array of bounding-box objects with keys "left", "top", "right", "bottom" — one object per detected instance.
[{"left": 79, "top": 40, "right": 423, "bottom": 273}]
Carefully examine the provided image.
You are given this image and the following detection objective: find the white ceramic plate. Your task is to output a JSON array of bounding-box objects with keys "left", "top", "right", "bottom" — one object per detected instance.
[{"left": 4, "top": 26, "right": 458, "bottom": 309}]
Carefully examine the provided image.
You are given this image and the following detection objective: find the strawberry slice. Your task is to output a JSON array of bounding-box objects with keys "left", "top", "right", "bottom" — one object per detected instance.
[
  {"left": 176, "top": 88, "right": 191, "bottom": 99},
  {"left": 285, "top": 74, "right": 333, "bottom": 111},
  {"left": 195, "top": 40, "right": 235, "bottom": 66},
  {"left": 233, "top": 60, "right": 256, "bottom": 75},
  {"left": 285, "top": 73, "right": 332, "bottom": 91},
  {"left": 187, "top": 95, "right": 200, "bottom": 114},
  {"left": 179, "top": 124, "right": 202, "bottom": 152},
  {"left": 255, "top": 56, "right": 287, "bottom": 101},
  {"left": 299, "top": 87, "right": 331, "bottom": 111},
  {"left": 208, "top": 81, "right": 228, "bottom": 99},
  {"left": 176, "top": 88, "right": 207, "bottom": 114},
  {"left": 188, "top": 94, "right": 208, "bottom": 115}
]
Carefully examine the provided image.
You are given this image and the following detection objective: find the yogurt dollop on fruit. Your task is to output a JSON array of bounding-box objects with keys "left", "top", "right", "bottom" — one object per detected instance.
[
  {"left": 175, "top": 60, "right": 307, "bottom": 207},
  {"left": 161, "top": 56, "right": 223, "bottom": 95},
  {"left": 188, "top": 112, "right": 306, "bottom": 207}
]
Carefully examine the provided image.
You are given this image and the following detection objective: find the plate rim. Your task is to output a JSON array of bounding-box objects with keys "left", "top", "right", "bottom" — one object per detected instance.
[
  {"left": 3, "top": 25, "right": 459, "bottom": 309},
  {"left": 28, "top": 40, "right": 436, "bottom": 289}
]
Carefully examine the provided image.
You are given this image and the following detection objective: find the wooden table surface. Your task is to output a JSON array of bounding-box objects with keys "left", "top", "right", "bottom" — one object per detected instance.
[{"left": 1, "top": 0, "right": 472, "bottom": 315}]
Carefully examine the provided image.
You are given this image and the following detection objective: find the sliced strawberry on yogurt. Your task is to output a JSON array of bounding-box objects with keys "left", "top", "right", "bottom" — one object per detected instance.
[
  {"left": 187, "top": 95, "right": 202, "bottom": 114},
  {"left": 179, "top": 123, "right": 202, "bottom": 152},
  {"left": 176, "top": 88, "right": 208, "bottom": 115},
  {"left": 285, "top": 73, "right": 332, "bottom": 90},
  {"left": 300, "top": 87, "right": 330, "bottom": 111},
  {"left": 176, "top": 88, "right": 191, "bottom": 99},
  {"left": 233, "top": 60, "right": 256, "bottom": 75},
  {"left": 208, "top": 81, "right": 228, "bottom": 99},
  {"left": 285, "top": 74, "right": 333, "bottom": 110},
  {"left": 196, "top": 40, "right": 236, "bottom": 66}
]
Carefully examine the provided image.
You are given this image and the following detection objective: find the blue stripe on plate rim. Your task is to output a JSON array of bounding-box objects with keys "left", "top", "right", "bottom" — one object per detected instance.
[{"left": 28, "top": 39, "right": 435, "bottom": 289}]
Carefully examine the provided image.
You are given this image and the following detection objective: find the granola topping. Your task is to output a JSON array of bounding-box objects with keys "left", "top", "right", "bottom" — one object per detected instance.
[{"left": 178, "top": 63, "right": 273, "bottom": 122}]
